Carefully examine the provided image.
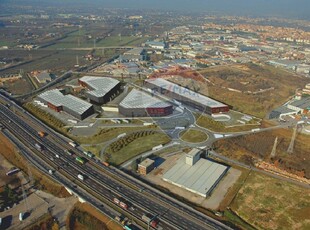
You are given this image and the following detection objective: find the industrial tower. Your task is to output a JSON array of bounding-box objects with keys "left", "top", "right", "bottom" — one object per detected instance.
[
  {"left": 287, "top": 124, "right": 298, "bottom": 154},
  {"left": 270, "top": 136, "right": 278, "bottom": 158}
]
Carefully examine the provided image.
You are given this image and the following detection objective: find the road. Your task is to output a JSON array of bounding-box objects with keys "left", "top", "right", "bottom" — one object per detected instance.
[{"left": 0, "top": 92, "right": 232, "bottom": 230}]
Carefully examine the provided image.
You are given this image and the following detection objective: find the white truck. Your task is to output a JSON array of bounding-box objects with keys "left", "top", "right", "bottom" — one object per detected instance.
[
  {"left": 69, "top": 141, "right": 77, "bottom": 148},
  {"left": 78, "top": 174, "right": 84, "bottom": 181}
]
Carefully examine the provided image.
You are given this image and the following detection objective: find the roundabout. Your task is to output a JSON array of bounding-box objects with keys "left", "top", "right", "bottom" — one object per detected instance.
[{"left": 179, "top": 128, "right": 209, "bottom": 144}]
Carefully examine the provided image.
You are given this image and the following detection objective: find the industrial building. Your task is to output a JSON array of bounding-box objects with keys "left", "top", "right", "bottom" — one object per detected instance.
[
  {"left": 35, "top": 71, "right": 56, "bottom": 83},
  {"left": 145, "top": 41, "right": 166, "bottom": 50},
  {"left": 144, "top": 78, "right": 229, "bottom": 114},
  {"left": 185, "top": 148, "right": 201, "bottom": 166},
  {"left": 119, "top": 48, "right": 145, "bottom": 62},
  {"left": 163, "top": 149, "right": 228, "bottom": 197},
  {"left": 269, "top": 106, "right": 297, "bottom": 120},
  {"left": 37, "top": 89, "right": 94, "bottom": 120},
  {"left": 287, "top": 97, "right": 310, "bottom": 114},
  {"left": 79, "top": 76, "right": 121, "bottom": 104},
  {"left": 119, "top": 89, "right": 173, "bottom": 117},
  {"left": 138, "top": 158, "right": 155, "bottom": 175}
]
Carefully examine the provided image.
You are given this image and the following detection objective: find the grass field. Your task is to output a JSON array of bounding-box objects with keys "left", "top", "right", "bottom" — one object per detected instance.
[
  {"left": 180, "top": 128, "right": 208, "bottom": 143},
  {"left": 231, "top": 172, "right": 310, "bottom": 230},
  {"left": 196, "top": 114, "right": 260, "bottom": 132},
  {"left": 199, "top": 63, "right": 309, "bottom": 118},
  {"left": 106, "top": 132, "right": 171, "bottom": 165}
]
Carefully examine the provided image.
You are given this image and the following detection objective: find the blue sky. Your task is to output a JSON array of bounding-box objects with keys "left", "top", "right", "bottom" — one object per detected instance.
[{"left": 4, "top": 0, "right": 310, "bottom": 19}]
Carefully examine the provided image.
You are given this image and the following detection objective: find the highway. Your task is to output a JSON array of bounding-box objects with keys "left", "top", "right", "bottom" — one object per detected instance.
[
  {"left": 1, "top": 128, "right": 123, "bottom": 228},
  {"left": 0, "top": 92, "right": 232, "bottom": 230}
]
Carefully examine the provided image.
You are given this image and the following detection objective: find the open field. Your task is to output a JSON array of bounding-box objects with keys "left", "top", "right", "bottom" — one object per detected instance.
[
  {"left": 199, "top": 63, "right": 309, "bottom": 118},
  {"left": 180, "top": 128, "right": 208, "bottom": 143},
  {"left": 0, "top": 132, "right": 70, "bottom": 198},
  {"left": 1, "top": 75, "right": 35, "bottom": 95},
  {"left": 231, "top": 172, "right": 310, "bottom": 230},
  {"left": 0, "top": 49, "right": 89, "bottom": 76},
  {"left": 106, "top": 132, "right": 171, "bottom": 165},
  {"left": 213, "top": 127, "right": 310, "bottom": 179},
  {"left": 48, "top": 35, "right": 147, "bottom": 49},
  {"left": 66, "top": 202, "right": 122, "bottom": 230}
]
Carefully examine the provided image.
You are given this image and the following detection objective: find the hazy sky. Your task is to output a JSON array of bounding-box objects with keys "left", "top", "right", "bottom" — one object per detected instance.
[{"left": 4, "top": 0, "right": 310, "bottom": 19}]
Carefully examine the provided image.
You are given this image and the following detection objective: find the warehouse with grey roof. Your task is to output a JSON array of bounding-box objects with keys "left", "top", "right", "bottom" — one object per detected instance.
[
  {"left": 119, "top": 89, "right": 173, "bottom": 117},
  {"left": 37, "top": 89, "right": 94, "bottom": 120},
  {"left": 144, "top": 78, "right": 229, "bottom": 115},
  {"left": 163, "top": 149, "right": 228, "bottom": 197},
  {"left": 79, "top": 76, "right": 121, "bottom": 104}
]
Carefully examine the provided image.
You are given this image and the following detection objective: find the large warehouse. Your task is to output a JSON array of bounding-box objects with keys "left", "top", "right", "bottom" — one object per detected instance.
[
  {"left": 119, "top": 89, "right": 173, "bottom": 117},
  {"left": 37, "top": 89, "right": 94, "bottom": 120},
  {"left": 144, "top": 78, "right": 229, "bottom": 114},
  {"left": 79, "top": 76, "right": 121, "bottom": 104},
  {"left": 163, "top": 149, "right": 228, "bottom": 197}
]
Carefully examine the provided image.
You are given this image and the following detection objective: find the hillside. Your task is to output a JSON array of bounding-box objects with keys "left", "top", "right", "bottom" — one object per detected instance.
[
  {"left": 213, "top": 128, "right": 310, "bottom": 179},
  {"left": 199, "top": 63, "right": 309, "bottom": 118}
]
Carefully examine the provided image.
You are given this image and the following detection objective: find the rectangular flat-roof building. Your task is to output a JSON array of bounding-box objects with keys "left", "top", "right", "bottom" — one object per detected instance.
[
  {"left": 138, "top": 158, "right": 155, "bottom": 175},
  {"left": 144, "top": 78, "right": 229, "bottom": 115},
  {"left": 120, "top": 48, "right": 145, "bottom": 62},
  {"left": 287, "top": 97, "right": 310, "bottom": 114},
  {"left": 163, "top": 156, "right": 228, "bottom": 197},
  {"left": 119, "top": 89, "right": 173, "bottom": 117},
  {"left": 79, "top": 76, "right": 121, "bottom": 104},
  {"left": 186, "top": 148, "right": 201, "bottom": 166},
  {"left": 37, "top": 89, "right": 94, "bottom": 120}
]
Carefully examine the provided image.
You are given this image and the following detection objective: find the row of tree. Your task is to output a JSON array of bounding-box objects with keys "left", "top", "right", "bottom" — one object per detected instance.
[{"left": 109, "top": 130, "right": 156, "bottom": 153}]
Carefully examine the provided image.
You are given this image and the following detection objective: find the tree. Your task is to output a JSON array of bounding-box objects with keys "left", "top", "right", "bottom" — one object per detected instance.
[
  {"left": 103, "top": 152, "right": 111, "bottom": 162},
  {"left": 131, "top": 160, "right": 138, "bottom": 172}
]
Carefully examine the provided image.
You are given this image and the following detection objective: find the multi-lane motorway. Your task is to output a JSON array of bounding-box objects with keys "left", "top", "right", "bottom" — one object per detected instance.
[{"left": 0, "top": 92, "right": 232, "bottom": 230}]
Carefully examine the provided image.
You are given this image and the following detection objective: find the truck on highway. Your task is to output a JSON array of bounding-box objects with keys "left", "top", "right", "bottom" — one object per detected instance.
[
  {"left": 69, "top": 141, "right": 77, "bottom": 148},
  {"left": 78, "top": 174, "right": 84, "bottom": 181},
  {"left": 87, "top": 151, "right": 94, "bottom": 158},
  {"left": 102, "top": 161, "right": 109, "bottom": 167},
  {"left": 113, "top": 197, "right": 128, "bottom": 209},
  {"left": 119, "top": 201, "right": 128, "bottom": 210},
  {"left": 65, "top": 149, "right": 74, "bottom": 156},
  {"left": 142, "top": 214, "right": 158, "bottom": 228},
  {"left": 113, "top": 197, "right": 120, "bottom": 205},
  {"left": 37, "top": 131, "right": 46, "bottom": 137},
  {"left": 35, "top": 143, "right": 43, "bottom": 151},
  {"left": 82, "top": 151, "right": 94, "bottom": 158},
  {"left": 76, "top": 157, "right": 86, "bottom": 165}
]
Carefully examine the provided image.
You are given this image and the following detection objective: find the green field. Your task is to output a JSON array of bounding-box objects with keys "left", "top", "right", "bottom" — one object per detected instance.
[
  {"left": 231, "top": 172, "right": 310, "bottom": 230},
  {"left": 105, "top": 132, "right": 170, "bottom": 165},
  {"left": 180, "top": 128, "right": 208, "bottom": 143},
  {"left": 47, "top": 35, "right": 147, "bottom": 49}
]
